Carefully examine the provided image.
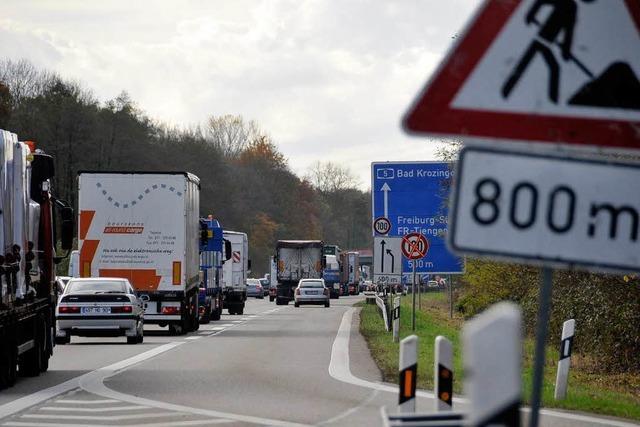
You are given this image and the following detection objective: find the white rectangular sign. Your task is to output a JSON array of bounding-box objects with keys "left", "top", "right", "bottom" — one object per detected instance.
[
  {"left": 450, "top": 147, "right": 640, "bottom": 272},
  {"left": 374, "top": 236, "right": 402, "bottom": 284}
]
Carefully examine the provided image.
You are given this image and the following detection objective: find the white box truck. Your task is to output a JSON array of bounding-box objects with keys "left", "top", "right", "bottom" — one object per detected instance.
[
  {"left": 77, "top": 172, "right": 201, "bottom": 335},
  {"left": 221, "top": 230, "right": 248, "bottom": 315}
]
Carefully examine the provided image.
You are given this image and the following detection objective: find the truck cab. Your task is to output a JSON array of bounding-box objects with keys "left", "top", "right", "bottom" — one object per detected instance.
[{"left": 199, "top": 217, "right": 227, "bottom": 323}]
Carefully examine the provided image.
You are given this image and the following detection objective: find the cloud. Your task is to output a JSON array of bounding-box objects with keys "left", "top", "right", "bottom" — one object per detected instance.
[{"left": 0, "top": 0, "right": 480, "bottom": 189}]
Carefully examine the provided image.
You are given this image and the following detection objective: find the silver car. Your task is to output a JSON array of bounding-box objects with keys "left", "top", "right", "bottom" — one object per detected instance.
[
  {"left": 56, "top": 278, "right": 146, "bottom": 345},
  {"left": 294, "top": 279, "right": 330, "bottom": 308}
]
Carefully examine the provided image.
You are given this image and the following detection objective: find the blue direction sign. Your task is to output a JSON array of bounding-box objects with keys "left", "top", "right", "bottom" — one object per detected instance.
[{"left": 371, "top": 162, "right": 464, "bottom": 274}]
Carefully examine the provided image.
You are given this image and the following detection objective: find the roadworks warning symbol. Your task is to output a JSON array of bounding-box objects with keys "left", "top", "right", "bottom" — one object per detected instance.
[{"left": 404, "top": 0, "right": 640, "bottom": 148}]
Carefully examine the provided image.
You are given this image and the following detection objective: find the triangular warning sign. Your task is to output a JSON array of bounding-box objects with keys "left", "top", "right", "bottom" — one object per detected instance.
[{"left": 404, "top": 0, "right": 640, "bottom": 149}]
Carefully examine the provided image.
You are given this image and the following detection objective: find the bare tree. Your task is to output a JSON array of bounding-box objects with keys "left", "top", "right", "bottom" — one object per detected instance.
[
  {"left": 0, "top": 59, "right": 56, "bottom": 106},
  {"left": 205, "top": 114, "right": 261, "bottom": 159},
  {"left": 305, "top": 161, "right": 359, "bottom": 193}
]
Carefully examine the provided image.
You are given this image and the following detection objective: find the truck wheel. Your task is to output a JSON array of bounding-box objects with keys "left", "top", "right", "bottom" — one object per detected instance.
[
  {"left": 237, "top": 306, "right": 244, "bottom": 315},
  {"left": 19, "top": 335, "right": 42, "bottom": 377},
  {"left": 212, "top": 305, "right": 221, "bottom": 321},
  {"left": 40, "top": 319, "right": 51, "bottom": 372},
  {"left": 0, "top": 345, "right": 18, "bottom": 389},
  {"left": 200, "top": 309, "right": 211, "bottom": 324}
]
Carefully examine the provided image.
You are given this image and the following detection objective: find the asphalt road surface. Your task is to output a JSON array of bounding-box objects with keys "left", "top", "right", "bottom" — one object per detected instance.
[{"left": 0, "top": 297, "right": 637, "bottom": 426}]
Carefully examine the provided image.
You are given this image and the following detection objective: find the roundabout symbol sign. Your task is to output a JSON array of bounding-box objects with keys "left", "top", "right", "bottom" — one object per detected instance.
[{"left": 401, "top": 233, "right": 429, "bottom": 260}]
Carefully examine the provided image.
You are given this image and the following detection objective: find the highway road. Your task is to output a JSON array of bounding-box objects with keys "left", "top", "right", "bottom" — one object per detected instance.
[{"left": 0, "top": 297, "right": 637, "bottom": 427}]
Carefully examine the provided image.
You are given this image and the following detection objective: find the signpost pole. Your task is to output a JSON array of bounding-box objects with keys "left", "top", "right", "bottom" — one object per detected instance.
[
  {"left": 412, "top": 262, "right": 416, "bottom": 331},
  {"left": 529, "top": 267, "right": 554, "bottom": 427},
  {"left": 418, "top": 274, "right": 422, "bottom": 310},
  {"left": 448, "top": 275, "right": 453, "bottom": 320}
]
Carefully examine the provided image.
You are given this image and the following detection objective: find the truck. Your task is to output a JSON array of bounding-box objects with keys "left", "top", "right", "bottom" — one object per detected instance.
[
  {"left": 275, "top": 240, "right": 323, "bottom": 305},
  {"left": 268, "top": 256, "right": 277, "bottom": 301},
  {"left": 340, "top": 251, "right": 360, "bottom": 295},
  {"left": 221, "top": 230, "right": 248, "bottom": 315},
  {"left": 198, "top": 217, "right": 229, "bottom": 323},
  {"left": 0, "top": 133, "right": 74, "bottom": 389},
  {"left": 77, "top": 172, "right": 201, "bottom": 335},
  {"left": 322, "top": 254, "right": 341, "bottom": 299}
]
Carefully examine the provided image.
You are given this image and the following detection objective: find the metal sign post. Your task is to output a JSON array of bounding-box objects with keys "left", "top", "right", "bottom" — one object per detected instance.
[
  {"left": 529, "top": 267, "right": 553, "bottom": 427},
  {"left": 412, "top": 262, "right": 416, "bottom": 331},
  {"left": 402, "top": 233, "right": 428, "bottom": 332},
  {"left": 448, "top": 275, "right": 453, "bottom": 319}
]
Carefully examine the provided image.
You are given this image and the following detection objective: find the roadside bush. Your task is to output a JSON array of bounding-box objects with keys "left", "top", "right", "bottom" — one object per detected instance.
[{"left": 457, "top": 259, "right": 640, "bottom": 373}]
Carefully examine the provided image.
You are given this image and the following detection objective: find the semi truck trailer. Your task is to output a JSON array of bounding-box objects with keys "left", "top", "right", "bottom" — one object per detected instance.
[
  {"left": 275, "top": 240, "right": 323, "bottom": 305},
  {"left": 77, "top": 172, "right": 201, "bottom": 335},
  {"left": 221, "top": 230, "right": 248, "bottom": 315},
  {"left": 0, "top": 133, "right": 73, "bottom": 390}
]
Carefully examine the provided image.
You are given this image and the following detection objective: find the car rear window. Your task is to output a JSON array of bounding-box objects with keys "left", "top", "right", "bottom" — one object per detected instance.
[
  {"left": 66, "top": 280, "right": 127, "bottom": 294},
  {"left": 300, "top": 281, "right": 323, "bottom": 288}
]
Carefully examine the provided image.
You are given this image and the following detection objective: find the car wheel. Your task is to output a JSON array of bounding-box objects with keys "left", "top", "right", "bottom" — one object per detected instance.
[
  {"left": 127, "top": 336, "right": 138, "bottom": 344},
  {"left": 211, "top": 306, "right": 221, "bottom": 321},
  {"left": 269, "top": 296, "right": 275, "bottom": 302},
  {"left": 325, "top": 302, "right": 330, "bottom": 308},
  {"left": 237, "top": 307, "right": 244, "bottom": 315},
  {"left": 294, "top": 302, "right": 300, "bottom": 307}
]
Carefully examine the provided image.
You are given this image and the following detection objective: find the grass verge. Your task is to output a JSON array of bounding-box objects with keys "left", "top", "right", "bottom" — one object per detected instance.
[{"left": 358, "top": 292, "right": 640, "bottom": 421}]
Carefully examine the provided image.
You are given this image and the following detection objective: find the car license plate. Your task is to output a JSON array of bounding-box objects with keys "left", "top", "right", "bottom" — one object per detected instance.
[
  {"left": 307, "top": 291, "right": 318, "bottom": 295},
  {"left": 81, "top": 307, "right": 111, "bottom": 314}
]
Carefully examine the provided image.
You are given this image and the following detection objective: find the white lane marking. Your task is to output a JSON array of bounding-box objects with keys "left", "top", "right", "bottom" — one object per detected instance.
[
  {"left": 185, "top": 337, "right": 201, "bottom": 341},
  {"left": 0, "top": 342, "right": 183, "bottom": 420},
  {"left": 39, "top": 405, "right": 149, "bottom": 412},
  {"left": 21, "top": 413, "right": 178, "bottom": 421},
  {"left": 230, "top": 321, "right": 242, "bottom": 323},
  {"left": 316, "top": 389, "right": 380, "bottom": 426},
  {"left": 329, "top": 308, "right": 640, "bottom": 427},
  {"left": 219, "top": 324, "right": 233, "bottom": 327},
  {"left": 54, "top": 399, "right": 119, "bottom": 404},
  {"left": 79, "top": 357, "right": 312, "bottom": 427},
  {"left": 209, "top": 327, "right": 225, "bottom": 331},
  {"left": 3, "top": 420, "right": 232, "bottom": 427}
]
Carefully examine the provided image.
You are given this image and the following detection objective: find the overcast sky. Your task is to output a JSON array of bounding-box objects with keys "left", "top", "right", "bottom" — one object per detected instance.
[{"left": 0, "top": 1, "right": 480, "bottom": 190}]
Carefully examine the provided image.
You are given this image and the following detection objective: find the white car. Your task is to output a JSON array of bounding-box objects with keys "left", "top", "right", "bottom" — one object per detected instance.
[
  {"left": 294, "top": 279, "right": 330, "bottom": 308},
  {"left": 56, "top": 278, "right": 146, "bottom": 344}
]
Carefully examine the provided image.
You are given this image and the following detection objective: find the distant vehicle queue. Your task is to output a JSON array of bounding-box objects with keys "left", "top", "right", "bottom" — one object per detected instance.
[{"left": 0, "top": 152, "right": 368, "bottom": 390}]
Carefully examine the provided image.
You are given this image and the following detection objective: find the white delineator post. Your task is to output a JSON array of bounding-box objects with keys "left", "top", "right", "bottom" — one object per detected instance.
[
  {"left": 554, "top": 319, "right": 575, "bottom": 400},
  {"left": 465, "top": 302, "right": 521, "bottom": 427},
  {"left": 398, "top": 335, "right": 418, "bottom": 413},
  {"left": 392, "top": 296, "right": 400, "bottom": 343},
  {"left": 434, "top": 336, "right": 453, "bottom": 411}
]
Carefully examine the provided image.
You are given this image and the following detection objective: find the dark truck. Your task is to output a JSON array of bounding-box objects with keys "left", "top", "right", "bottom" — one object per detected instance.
[
  {"left": 275, "top": 240, "right": 324, "bottom": 305},
  {"left": 1, "top": 137, "right": 74, "bottom": 390}
]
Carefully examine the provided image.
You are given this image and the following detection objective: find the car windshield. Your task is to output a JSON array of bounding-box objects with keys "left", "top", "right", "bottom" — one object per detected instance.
[
  {"left": 259, "top": 279, "right": 269, "bottom": 286},
  {"left": 246, "top": 279, "right": 260, "bottom": 286},
  {"left": 65, "top": 280, "right": 127, "bottom": 294},
  {"left": 300, "top": 281, "right": 323, "bottom": 288}
]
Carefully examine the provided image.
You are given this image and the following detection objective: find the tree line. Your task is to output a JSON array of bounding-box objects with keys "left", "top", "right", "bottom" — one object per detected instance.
[{"left": 0, "top": 59, "right": 372, "bottom": 276}]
